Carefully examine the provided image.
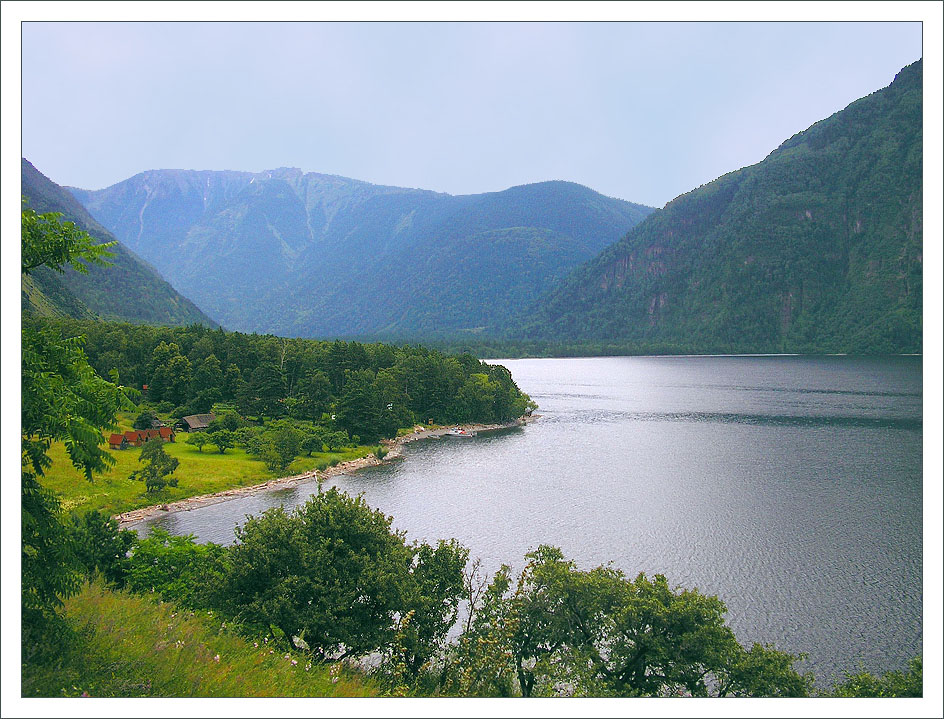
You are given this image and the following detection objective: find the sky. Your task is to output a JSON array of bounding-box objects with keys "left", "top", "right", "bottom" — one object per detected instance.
[{"left": 18, "top": 18, "right": 924, "bottom": 208}]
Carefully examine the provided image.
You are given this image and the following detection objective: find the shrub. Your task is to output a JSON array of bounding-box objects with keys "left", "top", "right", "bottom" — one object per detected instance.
[
  {"left": 127, "top": 528, "right": 227, "bottom": 609},
  {"left": 68, "top": 510, "right": 136, "bottom": 588}
]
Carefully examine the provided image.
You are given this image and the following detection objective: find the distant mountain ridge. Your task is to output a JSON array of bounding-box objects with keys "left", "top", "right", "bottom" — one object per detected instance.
[
  {"left": 21, "top": 159, "right": 218, "bottom": 327},
  {"left": 69, "top": 169, "right": 654, "bottom": 338},
  {"left": 513, "top": 59, "right": 923, "bottom": 354}
]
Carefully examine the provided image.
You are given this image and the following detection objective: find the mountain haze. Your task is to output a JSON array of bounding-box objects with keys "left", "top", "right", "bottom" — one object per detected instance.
[
  {"left": 69, "top": 170, "right": 654, "bottom": 338},
  {"left": 21, "top": 159, "right": 217, "bottom": 327},
  {"left": 514, "top": 60, "right": 923, "bottom": 354}
]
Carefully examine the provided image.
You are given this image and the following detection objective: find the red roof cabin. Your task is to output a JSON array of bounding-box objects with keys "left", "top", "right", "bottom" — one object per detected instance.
[
  {"left": 158, "top": 426, "right": 176, "bottom": 442},
  {"left": 109, "top": 433, "right": 128, "bottom": 450},
  {"left": 124, "top": 430, "right": 144, "bottom": 447}
]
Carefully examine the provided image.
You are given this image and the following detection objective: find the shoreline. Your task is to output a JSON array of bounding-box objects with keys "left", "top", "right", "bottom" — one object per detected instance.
[{"left": 114, "top": 416, "right": 537, "bottom": 527}]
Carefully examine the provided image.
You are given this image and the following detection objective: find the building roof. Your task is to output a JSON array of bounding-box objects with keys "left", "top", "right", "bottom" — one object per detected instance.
[
  {"left": 124, "top": 430, "right": 142, "bottom": 441},
  {"left": 109, "top": 433, "right": 125, "bottom": 444},
  {"left": 158, "top": 426, "right": 175, "bottom": 439},
  {"left": 180, "top": 413, "right": 215, "bottom": 430}
]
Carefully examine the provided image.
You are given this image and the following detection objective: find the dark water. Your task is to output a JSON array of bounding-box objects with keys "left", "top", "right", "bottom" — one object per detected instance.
[{"left": 132, "top": 355, "right": 922, "bottom": 683}]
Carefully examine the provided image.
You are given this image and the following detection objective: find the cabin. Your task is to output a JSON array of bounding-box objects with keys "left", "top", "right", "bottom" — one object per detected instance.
[
  {"left": 112, "top": 426, "right": 175, "bottom": 449},
  {"left": 174, "top": 413, "right": 215, "bottom": 433},
  {"left": 141, "top": 428, "right": 175, "bottom": 442},
  {"left": 123, "top": 430, "right": 144, "bottom": 447}
]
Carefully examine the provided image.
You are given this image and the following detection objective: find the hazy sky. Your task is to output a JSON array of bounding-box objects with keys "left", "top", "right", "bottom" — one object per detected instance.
[{"left": 21, "top": 21, "right": 923, "bottom": 208}]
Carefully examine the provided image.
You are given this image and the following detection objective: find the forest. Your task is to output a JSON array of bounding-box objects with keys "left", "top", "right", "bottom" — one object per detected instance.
[{"left": 26, "top": 315, "right": 537, "bottom": 446}]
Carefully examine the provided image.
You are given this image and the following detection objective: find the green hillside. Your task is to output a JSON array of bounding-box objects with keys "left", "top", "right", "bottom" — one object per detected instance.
[
  {"left": 514, "top": 60, "right": 923, "bottom": 354},
  {"left": 21, "top": 159, "right": 218, "bottom": 327},
  {"left": 70, "top": 170, "right": 653, "bottom": 339}
]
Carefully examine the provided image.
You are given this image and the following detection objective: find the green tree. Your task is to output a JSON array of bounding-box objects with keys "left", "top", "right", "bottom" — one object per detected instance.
[
  {"left": 301, "top": 426, "right": 327, "bottom": 456},
  {"left": 126, "top": 528, "right": 227, "bottom": 609},
  {"left": 132, "top": 408, "right": 158, "bottom": 430},
  {"left": 830, "top": 657, "right": 922, "bottom": 697},
  {"left": 446, "top": 546, "right": 811, "bottom": 698},
  {"left": 258, "top": 421, "right": 304, "bottom": 473},
  {"left": 129, "top": 440, "right": 179, "bottom": 493},
  {"left": 395, "top": 539, "right": 469, "bottom": 678},
  {"left": 209, "top": 429, "right": 236, "bottom": 454},
  {"left": 221, "top": 488, "right": 413, "bottom": 658},
  {"left": 441, "top": 565, "right": 519, "bottom": 697},
  {"left": 336, "top": 369, "right": 382, "bottom": 443},
  {"left": 185, "top": 432, "right": 209, "bottom": 453},
  {"left": 68, "top": 510, "right": 136, "bottom": 588},
  {"left": 293, "top": 370, "right": 331, "bottom": 421},
  {"left": 163, "top": 354, "right": 193, "bottom": 408},
  {"left": 191, "top": 353, "right": 223, "bottom": 412},
  {"left": 322, "top": 429, "right": 351, "bottom": 452},
  {"left": 248, "top": 362, "right": 285, "bottom": 418},
  {"left": 222, "top": 363, "right": 243, "bottom": 402},
  {"left": 21, "top": 207, "right": 127, "bottom": 647},
  {"left": 21, "top": 201, "right": 115, "bottom": 275}
]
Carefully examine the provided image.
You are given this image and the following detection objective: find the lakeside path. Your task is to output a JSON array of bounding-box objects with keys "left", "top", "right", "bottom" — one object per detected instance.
[{"left": 114, "top": 417, "right": 536, "bottom": 527}]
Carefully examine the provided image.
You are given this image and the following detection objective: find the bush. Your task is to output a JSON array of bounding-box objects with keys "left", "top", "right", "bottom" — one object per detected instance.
[
  {"left": 830, "top": 657, "right": 922, "bottom": 697},
  {"left": 221, "top": 489, "right": 414, "bottom": 658},
  {"left": 132, "top": 409, "right": 159, "bottom": 430},
  {"left": 68, "top": 510, "right": 136, "bottom": 588},
  {"left": 127, "top": 528, "right": 227, "bottom": 609}
]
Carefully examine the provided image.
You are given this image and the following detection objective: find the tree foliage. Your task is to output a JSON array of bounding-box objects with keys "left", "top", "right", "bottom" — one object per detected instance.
[
  {"left": 220, "top": 488, "right": 415, "bottom": 658},
  {"left": 21, "top": 206, "right": 130, "bottom": 646},
  {"left": 442, "top": 546, "right": 812, "bottom": 697},
  {"left": 32, "top": 318, "right": 537, "bottom": 444},
  {"left": 129, "top": 440, "right": 179, "bottom": 493}
]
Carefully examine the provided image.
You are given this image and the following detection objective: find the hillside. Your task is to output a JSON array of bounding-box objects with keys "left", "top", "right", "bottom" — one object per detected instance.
[
  {"left": 69, "top": 170, "right": 654, "bottom": 339},
  {"left": 21, "top": 159, "right": 218, "bottom": 327},
  {"left": 513, "top": 60, "right": 923, "bottom": 354}
]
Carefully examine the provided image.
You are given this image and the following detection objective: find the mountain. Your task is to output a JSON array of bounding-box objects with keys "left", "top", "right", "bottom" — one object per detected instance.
[
  {"left": 513, "top": 59, "right": 923, "bottom": 354},
  {"left": 21, "top": 159, "right": 218, "bottom": 327},
  {"left": 69, "top": 170, "right": 654, "bottom": 338}
]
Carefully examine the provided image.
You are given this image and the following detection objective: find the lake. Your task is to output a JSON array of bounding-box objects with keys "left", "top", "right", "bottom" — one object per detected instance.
[{"left": 130, "top": 355, "right": 923, "bottom": 684}]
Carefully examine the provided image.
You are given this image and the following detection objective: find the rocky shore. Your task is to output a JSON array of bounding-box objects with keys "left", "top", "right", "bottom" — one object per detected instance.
[{"left": 114, "top": 416, "right": 535, "bottom": 527}]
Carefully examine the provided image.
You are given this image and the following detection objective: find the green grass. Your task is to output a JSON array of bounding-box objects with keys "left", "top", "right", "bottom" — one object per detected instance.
[
  {"left": 21, "top": 582, "right": 378, "bottom": 697},
  {"left": 39, "top": 413, "right": 373, "bottom": 516}
]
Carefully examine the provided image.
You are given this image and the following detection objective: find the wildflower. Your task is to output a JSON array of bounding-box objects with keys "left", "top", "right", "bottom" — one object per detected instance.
[
  {"left": 291, "top": 659, "right": 298, "bottom": 666},
  {"left": 269, "top": 649, "right": 274, "bottom": 654},
  {"left": 80, "top": 691, "right": 90, "bottom": 697},
  {"left": 305, "top": 663, "right": 311, "bottom": 672},
  {"left": 253, "top": 642, "right": 258, "bottom": 648},
  {"left": 213, "top": 654, "right": 220, "bottom": 662},
  {"left": 264, "top": 637, "right": 268, "bottom": 644},
  {"left": 284, "top": 653, "right": 291, "bottom": 660}
]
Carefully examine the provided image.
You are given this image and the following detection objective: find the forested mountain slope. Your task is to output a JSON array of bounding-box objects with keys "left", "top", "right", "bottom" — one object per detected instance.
[
  {"left": 69, "top": 169, "right": 653, "bottom": 338},
  {"left": 21, "top": 159, "right": 217, "bottom": 327},
  {"left": 513, "top": 59, "right": 923, "bottom": 354}
]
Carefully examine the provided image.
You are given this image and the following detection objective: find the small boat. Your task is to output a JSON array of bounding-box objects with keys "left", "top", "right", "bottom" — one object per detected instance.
[{"left": 446, "top": 426, "right": 476, "bottom": 437}]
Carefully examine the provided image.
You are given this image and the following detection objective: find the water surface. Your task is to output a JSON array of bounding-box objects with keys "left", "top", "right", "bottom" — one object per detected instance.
[{"left": 133, "top": 355, "right": 922, "bottom": 683}]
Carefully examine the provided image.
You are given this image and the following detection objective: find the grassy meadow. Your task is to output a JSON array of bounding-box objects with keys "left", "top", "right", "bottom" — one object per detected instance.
[
  {"left": 41, "top": 412, "right": 373, "bottom": 516},
  {"left": 21, "top": 581, "right": 377, "bottom": 698}
]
